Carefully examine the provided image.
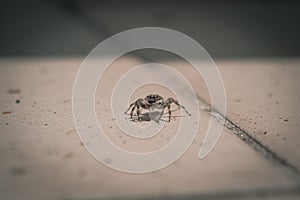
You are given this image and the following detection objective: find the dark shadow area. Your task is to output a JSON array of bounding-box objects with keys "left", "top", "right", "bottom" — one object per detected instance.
[
  {"left": 0, "top": 0, "right": 299, "bottom": 59},
  {"left": 105, "top": 186, "right": 300, "bottom": 200}
]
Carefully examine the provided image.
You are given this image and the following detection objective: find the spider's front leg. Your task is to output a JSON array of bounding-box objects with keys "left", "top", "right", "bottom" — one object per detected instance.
[
  {"left": 124, "top": 102, "right": 135, "bottom": 115},
  {"left": 124, "top": 100, "right": 138, "bottom": 119},
  {"left": 136, "top": 105, "right": 142, "bottom": 121},
  {"left": 127, "top": 99, "right": 145, "bottom": 121},
  {"left": 166, "top": 97, "right": 192, "bottom": 116}
]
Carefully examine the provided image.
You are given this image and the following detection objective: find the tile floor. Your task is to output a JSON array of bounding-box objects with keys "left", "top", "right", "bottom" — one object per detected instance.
[{"left": 0, "top": 58, "right": 299, "bottom": 200}]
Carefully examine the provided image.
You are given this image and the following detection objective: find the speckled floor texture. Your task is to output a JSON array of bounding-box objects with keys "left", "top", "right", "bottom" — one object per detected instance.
[{"left": 0, "top": 57, "right": 300, "bottom": 200}]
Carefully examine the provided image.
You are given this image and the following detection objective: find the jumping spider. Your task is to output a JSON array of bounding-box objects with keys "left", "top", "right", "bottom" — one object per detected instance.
[{"left": 124, "top": 94, "right": 191, "bottom": 122}]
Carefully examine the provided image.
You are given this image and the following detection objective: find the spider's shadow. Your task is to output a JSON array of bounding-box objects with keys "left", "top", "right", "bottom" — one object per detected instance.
[
  {"left": 125, "top": 108, "right": 189, "bottom": 123},
  {"left": 130, "top": 112, "right": 152, "bottom": 122}
]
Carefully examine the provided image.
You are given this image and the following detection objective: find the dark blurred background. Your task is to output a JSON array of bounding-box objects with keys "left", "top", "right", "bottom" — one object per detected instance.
[{"left": 0, "top": 0, "right": 299, "bottom": 59}]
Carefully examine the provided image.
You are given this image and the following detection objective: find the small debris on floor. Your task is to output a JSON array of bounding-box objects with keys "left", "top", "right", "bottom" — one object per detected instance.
[
  {"left": 2, "top": 111, "right": 12, "bottom": 115},
  {"left": 7, "top": 89, "right": 20, "bottom": 94}
]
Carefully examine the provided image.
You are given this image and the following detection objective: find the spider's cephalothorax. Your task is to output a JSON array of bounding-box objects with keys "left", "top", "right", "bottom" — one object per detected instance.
[{"left": 124, "top": 94, "right": 191, "bottom": 122}]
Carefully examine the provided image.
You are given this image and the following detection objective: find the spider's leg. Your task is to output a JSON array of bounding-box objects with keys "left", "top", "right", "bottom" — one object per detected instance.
[
  {"left": 136, "top": 105, "right": 141, "bottom": 121},
  {"left": 159, "top": 106, "right": 166, "bottom": 121},
  {"left": 135, "top": 99, "right": 145, "bottom": 122},
  {"left": 167, "top": 98, "right": 191, "bottom": 116},
  {"left": 159, "top": 103, "right": 172, "bottom": 122},
  {"left": 167, "top": 105, "right": 171, "bottom": 122},
  {"left": 125, "top": 102, "right": 135, "bottom": 114},
  {"left": 130, "top": 103, "right": 137, "bottom": 119}
]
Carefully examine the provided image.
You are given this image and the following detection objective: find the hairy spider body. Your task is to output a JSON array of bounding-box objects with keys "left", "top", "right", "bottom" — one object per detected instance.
[{"left": 125, "top": 94, "right": 191, "bottom": 122}]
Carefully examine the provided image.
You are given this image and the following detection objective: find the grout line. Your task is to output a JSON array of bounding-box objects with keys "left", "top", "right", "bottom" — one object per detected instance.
[{"left": 197, "top": 95, "right": 300, "bottom": 180}]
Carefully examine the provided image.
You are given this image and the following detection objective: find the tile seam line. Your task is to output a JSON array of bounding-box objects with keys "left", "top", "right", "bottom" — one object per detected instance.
[{"left": 196, "top": 95, "right": 300, "bottom": 179}]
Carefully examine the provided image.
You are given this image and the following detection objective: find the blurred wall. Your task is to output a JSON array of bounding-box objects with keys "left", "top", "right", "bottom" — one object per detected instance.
[{"left": 0, "top": 0, "right": 299, "bottom": 59}]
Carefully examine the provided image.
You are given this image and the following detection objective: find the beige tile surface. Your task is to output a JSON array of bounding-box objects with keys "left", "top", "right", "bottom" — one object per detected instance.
[
  {"left": 217, "top": 59, "right": 300, "bottom": 169},
  {"left": 163, "top": 59, "right": 300, "bottom": 169},
  {"left": 0, "top": 58, "right": 299, "bottom": 200}
]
